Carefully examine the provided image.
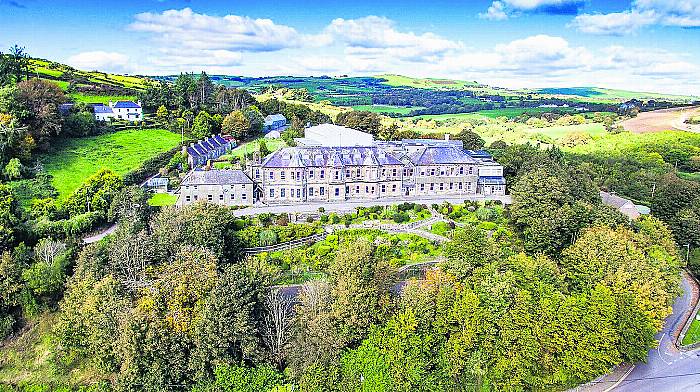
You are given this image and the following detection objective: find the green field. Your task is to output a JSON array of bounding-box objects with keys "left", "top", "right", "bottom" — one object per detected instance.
[
  {"left": 69, "top": 93, "right": 138, "bottom": 104},
  {"left": 41, "top": 129, "right": 181, "bottom": 198},
  {"left": 148, "top": 193, "right": 177, "bottom": 207},
  {"left": 352, "top": 104, "right": 425, "bottom": 115},
  {"left": 377, "top": 74, "right": 480, "bottom": 89},
  {"left": 523, "top": 123, "right": 607, "bottom": 139},
  {"left": 408, "top": 107, "right": 579, "bottom": 121},
  {"left": 227, "top": 137, "right": 288, "bottom": 159}
]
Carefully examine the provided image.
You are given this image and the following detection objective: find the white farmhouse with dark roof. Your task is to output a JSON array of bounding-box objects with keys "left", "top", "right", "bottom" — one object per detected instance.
[{"left": 93, "top": 100, "right": 143, "bottom": 122}]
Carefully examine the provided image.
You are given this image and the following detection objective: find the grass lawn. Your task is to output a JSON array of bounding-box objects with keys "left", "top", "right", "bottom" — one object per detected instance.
[
  {"left": 409, "top": 107, "right": 580, "bottom": 121},
  {"left": 682, "top": 310, "right": 700, "bottom": 346},
  {"left": 0, "top": 312, "right": 110, "bottom": 385},
  {"left": 226, "top": 137, "right": 288, "bottom": 160},
  {"left": 679, "top": 172, "right": 700, "bottom": 182},
  {"left": 70, "top": 93, "right": 138, "bottom": 104},
  {"left": 523, "top": 123, "right": 607, "bottom": 139},
  {"left": 41, "top": 129, "right": 181, "bottom": 198},
  {"left": 352, "top": 104, "right": 425, "bottom": 115},
  {"left": 148, "top": 193, "right": 177, "bottom": 207}
]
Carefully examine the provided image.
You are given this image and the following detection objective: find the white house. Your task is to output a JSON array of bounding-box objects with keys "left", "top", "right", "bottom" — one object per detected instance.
[
  {"left": 93, "top": 100, "right": 143, "bottom": 122},
  {"left": 295, "top": 124, "right": 375, "bottom": 147}
]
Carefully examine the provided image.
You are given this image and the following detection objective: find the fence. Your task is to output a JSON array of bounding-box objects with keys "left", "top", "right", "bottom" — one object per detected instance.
[{"left": 242, "top": 232, "right": 329, "bottom": 255}]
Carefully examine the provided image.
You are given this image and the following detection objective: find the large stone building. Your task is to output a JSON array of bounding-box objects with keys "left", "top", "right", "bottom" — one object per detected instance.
[
  {"left": 176, "top": 124, "right": 506, "bottom": 207},
  {"left": 177, "top": 169, "right": 253, "bottom": 207}
]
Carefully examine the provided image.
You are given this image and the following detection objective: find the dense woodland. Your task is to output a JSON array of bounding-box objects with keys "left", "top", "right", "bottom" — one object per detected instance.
[{"left": 0, "top": 48, "right": 699, "bottom": 391}]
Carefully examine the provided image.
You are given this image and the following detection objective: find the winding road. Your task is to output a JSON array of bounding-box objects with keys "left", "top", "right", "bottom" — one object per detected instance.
[{"left": 611, "top": 274, "right": 700, "bottom": 392}]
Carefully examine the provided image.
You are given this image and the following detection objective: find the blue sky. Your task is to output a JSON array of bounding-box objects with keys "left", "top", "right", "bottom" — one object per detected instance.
[{"left": 1, "top": 0, "right": 699, "bottom": 95}]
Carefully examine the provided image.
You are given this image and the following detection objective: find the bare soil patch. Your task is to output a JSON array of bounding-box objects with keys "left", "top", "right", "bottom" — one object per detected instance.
[{"left": 621, "top": 106, "right": 700, "bottom": 133}]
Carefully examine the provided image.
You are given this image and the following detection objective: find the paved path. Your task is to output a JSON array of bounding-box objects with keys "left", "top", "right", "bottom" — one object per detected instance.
[
  {"left": 82, "top": 223, "right": 117, "bottom": 244},
  {"left": 231, "top": 195, "right": 511, "bottom": 217},
  {"left": 605, "top": 274, "right": 700, "bottom": 392}
]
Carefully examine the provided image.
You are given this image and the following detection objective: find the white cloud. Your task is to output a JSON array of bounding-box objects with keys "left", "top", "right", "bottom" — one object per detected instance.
[
  {"left": 481, "top": 0, "right": 584, "bottom": 20},
  {"left": 480, "top": 1, "right": 509, "bottom": 20},
  {"left": 66, "top": 51, "right": 131, "bottom": 73},
  {"left": 324, "top": 16, "right": 462, "bottom": 62},
  {"left": 572, "top": 0, "right": 700, "bottom": 35},
  {"left": 128, "top": 8, "right": 302, "bottom": 52}
]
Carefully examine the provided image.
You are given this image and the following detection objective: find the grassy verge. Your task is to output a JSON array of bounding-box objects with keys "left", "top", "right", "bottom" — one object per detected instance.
[
  {"left": 40, "top": 129, "right": 181, "bottom": 198},
  {"left": 682, "top": 312, "right": 700, "bottom": 346},
  {"left": 148, "top": 193, "right": 177, "bottom": 207},
  {"left": 679, "top": 172, "right": 700, "bottom": 182}
]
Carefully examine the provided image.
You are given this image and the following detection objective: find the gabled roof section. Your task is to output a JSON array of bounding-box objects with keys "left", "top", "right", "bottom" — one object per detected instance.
[
  {"left": 113, "top": 101, "right": 141, "bottom": 109},
  {"left": 409, "top": 146, "right": 477, "bottom": 166},
  {"left": 181, "top": 169, "right": 252, "bottom": 186},
  {"left": 264, "top": 114, "right": 286, "bottom": 124},
  {"left": 94, "top": 105, "right": 113, "bottom": 114},
  {"left": 261, "top": 146, "right": 402, "bottom": 168}
]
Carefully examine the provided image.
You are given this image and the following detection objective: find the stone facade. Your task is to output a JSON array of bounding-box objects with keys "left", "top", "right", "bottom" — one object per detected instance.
[{"left": 177, "top": 169, "right": 253, "bottom": 207}]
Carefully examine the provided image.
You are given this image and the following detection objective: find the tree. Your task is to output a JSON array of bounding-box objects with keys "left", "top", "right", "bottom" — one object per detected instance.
[
  {"left": 3, "top": 157, "right": 21, "bottom": 180},
  {"left": 14, "top": 78, "right": 66, "bottom": 147},
  {"left": 329, "top": 239, "right": 395, "bottom": 344},
  {"left": 441, "top": 226, "right": 499, "bottom": 279},
  {"left": 454, "top": 129, "right": 485, "bottom": 150},
  {"left": 262, "top": 288, "right": 295, "bottom": 369},
  {"left": 244, "top": 106, "right": 264, "bottom": 135},
  {"left": 64, "top": 168, "right": 124, "bottom": 217},
  {"left": 222, "top": 110, "right": 251, "bottom": 139},
  {"left": 108, "top": 185, "right": 151, "bottom": 226},
  {"left": 0, "top": 183, "right": 19, "bottom": 252},
  {"left": 335, "top": 111, "right": 382, "bottom": 135},
  {"left": 191, "top": 264, "right": 268, "bottom": 380},
  {"left": 258, "top": 139, "right": 270, "bottom": 157},
  {"left": 156, "top": 105, "right": 169, "bottom": 123},
  {"left": 192, "top": 110, "right": 217, "bottom": 140}
]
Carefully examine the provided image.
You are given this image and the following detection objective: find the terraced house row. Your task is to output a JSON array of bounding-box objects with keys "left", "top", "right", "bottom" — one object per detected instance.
[{"left": 176, "top": 124, "right": 506, "bottom": 207}]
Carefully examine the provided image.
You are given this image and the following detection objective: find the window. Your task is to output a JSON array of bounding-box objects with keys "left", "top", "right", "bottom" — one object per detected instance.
[
  {"left": 420, "top": 184, "right": 425, "bottom": 191},
  {"left": 309, "top": 187, "right": 314, "bottom": 196},
  {"left": 297, "top": 171, "right": 301, "bottom": 180},
  {"left": 296, "top": 189, "right": 301, "bottom": 198},
  {"left": 356, "top": 168, "right": 361, "bottom": 177},
  {"left": 365, "top": 186, "right": 369, "bottom": 193},
  {"left": 242, "top": 193, "right": 247, "bottom": 200},
  {"left": 355, "top": 186, "right": 360, "bottom": 194},
  {"left": 430, "top": 169, "right": 435, "bottom": 176},
  {"left": 186, "top": 195, "right": 191, "bottom": 202},
  {"left": 439, "top": 183, "right": 444, "bottom": 191},
  {"left": 392, "top": 184, "right": 397, "bottom": 192},
  {"left": 194, "top": 195, "right": 198, "bottom": 200},
  {"left": 231, "top": 194, "right": 235, "bottom": 200},
  {"left": 459, "top": 182, "right": 463, "bottom": 190},
  {"left": 281, "top": 171, "right": 286, "bottom": 180},
  {"left": 269, "top": 172, "right": 274, "bottom": 180},
  {"left": 440, "top": 170, "right": 445, "bottom": 176},
  {"left": 381, "top": 184, "right": 386, "bottom": 193},
  {"left": 392, "top": 168, "right": 397, "bottom": 177},
  {"left": 270, "top": 189, "right": 275, "bottom": 197},
  {"left": 335, "top": 188, "right": 340, "bottom": 196},
  {"left": 255, "top": 169, "right": 260, "bottom": 179},
  {"left": 346, "top": 169, "right": 351, "bottom": 178},
  {"left": 469, "top": 167, "right": 473, "bottom": 175},
  {"left": 459, "top": 167, "right": 464, "bottom": 175},
  {"left": 309, "top": 170, "right": 314, "bottom": 178},
  {"left": 382, "top": 169, "right": 386, "bottom": 177},
  {"left": 281, "top": 188, "right": 286, "bottom": 197},
  {"left": 450, "top": 182, "right": 453, "bottom": 190},
  {"left": 320, "top": 187, "right": 325, "bottom": 196},
  {"left": 320, "top": 170, "right": 325, "bottom": 179},
  {"left": 208, "top": 195, "right": 213, "bottom": 201},
  {"left": 334, "top": 171, "right": 339, "bottom": 180},
  {"left": 430, "top": 183, "right": 434, "bottom": 191},
  {"left": 421, "top": 170, "right": 425, "bottom": 176},
  {"left": 219, "top": 194, "right": 224, "bottom": 201}
]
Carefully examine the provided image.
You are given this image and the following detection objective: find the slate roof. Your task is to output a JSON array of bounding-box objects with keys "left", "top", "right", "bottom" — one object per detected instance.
[
  {"left": 94, "top": 105, "right": 114, "bottom": 114},
  {"left": 113, "top": 101, "right": 141, "bottom": 109},
  {"left": 264, "top": 114, "right": 286, "bottom": 124},
  {"left": 181, "top": 169, "right": 253, "bottom": 186},
  {"left": 408, "top": 146, "right": 478, "bottom": 166},
  {"left": 599, "top": 191, "right": 635, "bottom": 209},
  {"left": 187, "top": 135, "right": 228, "bottom": 158},
  {"left": 261, "top": 146, "right": 403, "bottom": 168}
]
